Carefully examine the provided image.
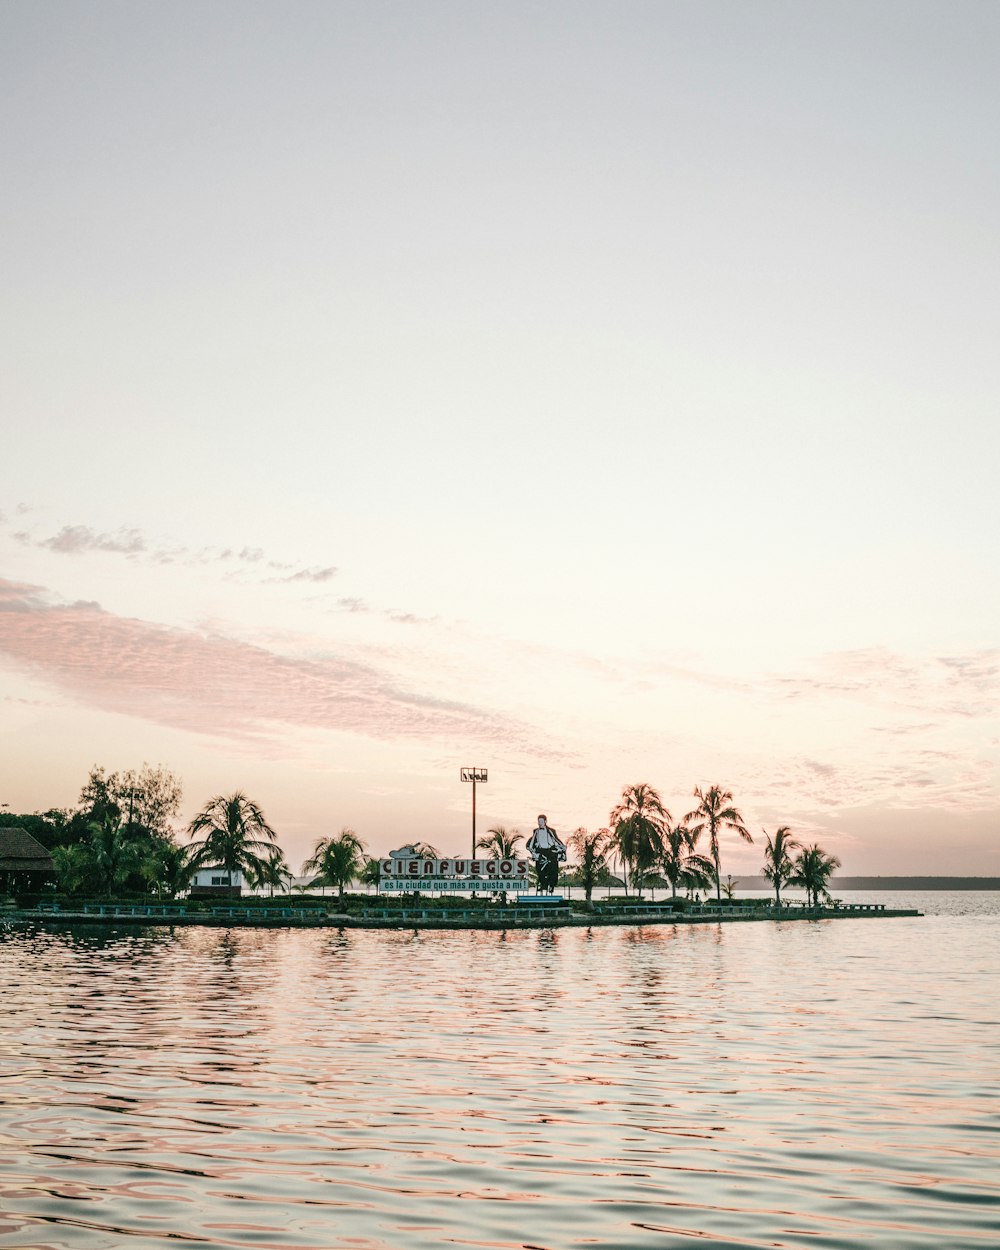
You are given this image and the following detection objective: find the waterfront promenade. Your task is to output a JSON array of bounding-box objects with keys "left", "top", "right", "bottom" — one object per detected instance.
[{"left": 7, "top": 898, "right": 920, "bottom": 930}]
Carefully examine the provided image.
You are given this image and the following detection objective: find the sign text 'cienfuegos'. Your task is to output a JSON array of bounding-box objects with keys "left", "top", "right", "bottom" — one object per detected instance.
[{"left": 380, "top": 848, "right": 530, "bottom": 893}]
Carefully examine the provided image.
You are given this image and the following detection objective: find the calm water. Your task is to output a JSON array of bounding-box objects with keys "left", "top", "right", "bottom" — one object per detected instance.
[{"left": 1, "top": 894, "right": 997, "bottom": 1250}]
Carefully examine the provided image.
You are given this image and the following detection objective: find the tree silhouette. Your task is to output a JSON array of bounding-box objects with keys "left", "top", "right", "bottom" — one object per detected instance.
[
  {"left": 789, "top": 844, "right": 841, "bottom": 907},
  {"left": 187, "top": 792, "right": 281, "bottom": 889},
  {"left": 567, "top": 827, "right": 610, "bottom": 903},
  {"left": 610, "top": 783, "right": 669, "bottom": 896},
  {"left": 684, "top": 784, "right": 752, "bottom": 902},
  {"left": 761, "top": 825, "right": 801, "bottom": 907},
  {"left": 301, "top": 828, "right": 367, "bottom": 901}
]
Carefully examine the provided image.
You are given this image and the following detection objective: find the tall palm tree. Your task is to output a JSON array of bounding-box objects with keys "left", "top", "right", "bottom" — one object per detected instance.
[
  {"left": 476, "top": 826, "right": 523, "bottom": 859},
  {"left": 789, "top": 844, "right": 841, "bottom": 907},
  {"left": 609, "top": 783, "right": 669, "bottom": 897},
  {"left": 761, "top": 826, "right": 801, "bottom": 908},
  {"left": 301, "top": 828, "right": 367, "bottom": 901},
  {"left": 567, "top": 827, "right": 610, "bottom": 903},
  {"left": 187, "top": 792, "right": 281, "bottom": 889},
  {"left": 661, "top": 822, "right": 715, "bottom": 900},
  {"left": 684, "top": 784, "right": 752, "bottom": 902}
]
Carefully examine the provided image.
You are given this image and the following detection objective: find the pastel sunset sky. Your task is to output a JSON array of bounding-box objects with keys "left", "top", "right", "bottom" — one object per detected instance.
[{"left": 2, "top": 2, "right": 997, "bottom": 876}]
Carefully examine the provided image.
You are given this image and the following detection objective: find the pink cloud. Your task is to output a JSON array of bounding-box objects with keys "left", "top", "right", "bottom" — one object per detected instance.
[
  {"left": 0, "top": 579, "right": 517, "bottom": 747},
  {"left": 762, "top": 646, "right": 999, "bottom": 718}
]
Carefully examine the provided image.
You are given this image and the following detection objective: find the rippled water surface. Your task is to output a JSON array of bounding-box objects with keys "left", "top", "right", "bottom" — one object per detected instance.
[{"left": 2, "top": 898, "right": 998, "bottom": 1249}]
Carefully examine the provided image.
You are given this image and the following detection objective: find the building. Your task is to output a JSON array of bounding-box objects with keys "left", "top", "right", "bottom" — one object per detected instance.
[
  {"left": 0, "top": 826, "right": 56, "bottom": 893},
  {"left": 189, "top": 866, "right": 244, "bottom": 898}
]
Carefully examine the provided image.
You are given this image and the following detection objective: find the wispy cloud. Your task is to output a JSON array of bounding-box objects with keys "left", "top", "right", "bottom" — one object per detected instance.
[
  {"left": 269, "top": 566, "right": 338, "bottom": 584},
  {"left": 0, "top": 579, "right": 523, "bottom": 749},
  {"left": 22, "top": 524, "right": 148, "bottom": 556},
  {"left": 760, "top": 646, "right": 999, "bottom": 719},
  {"left": 6, "top": 517, "right": 337, "bottom": 588}
]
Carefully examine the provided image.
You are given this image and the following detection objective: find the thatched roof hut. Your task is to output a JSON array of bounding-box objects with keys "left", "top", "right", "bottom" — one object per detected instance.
[{"left": 0, "top": 826, "right": 55, "bottom": 876}]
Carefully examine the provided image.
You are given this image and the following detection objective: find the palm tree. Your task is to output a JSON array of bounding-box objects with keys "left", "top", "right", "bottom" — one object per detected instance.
[
  {"left": 761, "top": 826, "right": 801, "bottom": 908},
  {"left": 359, "top": 857, "right": 382, "bottom": 893},
  {"left": 476, "top": 826, "right": 523, "bottom": 859},
  {"left": 567, "top": 827, "right": 610, "bottom": 903},
  {"left": 254, "top": 844, "right": 291, "bottom": 896},
  {"left": 145, "top": 840, "right": 196, "bottom": 900},
  {"left": 661, "top": 822, "right": 715, "bottom": 901},
  {"left": 301, "top": 828, "right": 367, "bottom": 901},
  {"left": 51, "top": 843, "right": 96, "bottom": 895},
  {"left": 789, "top": 844, "right": 841, "bottom": 907},
  {"left": 87, "top": 814, "right": 148, "bottom": 897},
  {"left": 408, "top": 842, "right": 440, "bottom": 859},
  {"left": 684, "top": 784, "right": 752, "bottom": 902},
  {"left": 187, "top": 792, "right": 281, "bottom": 890},
  {"left": 609, "top": 783, "right": 669, "bottom": 897}
]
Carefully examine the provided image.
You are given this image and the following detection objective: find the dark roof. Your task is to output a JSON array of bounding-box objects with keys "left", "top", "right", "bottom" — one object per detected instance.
[{"left": 0, "top": 826, "right": 55, "bottom": 871}]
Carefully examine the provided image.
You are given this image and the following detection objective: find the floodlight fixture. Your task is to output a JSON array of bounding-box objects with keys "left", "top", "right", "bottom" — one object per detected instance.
[{"left": 461, "top": 766, "right": 488, "bottom": 856}]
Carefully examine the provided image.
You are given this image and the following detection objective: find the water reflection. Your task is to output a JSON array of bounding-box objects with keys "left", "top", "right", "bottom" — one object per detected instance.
[{"left": 1, "top": 911, "right": 998, "bottom": 1249}]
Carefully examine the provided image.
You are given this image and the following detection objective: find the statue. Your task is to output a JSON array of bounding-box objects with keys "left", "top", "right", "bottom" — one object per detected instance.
[{"left": 526, "top": 814, "right": 566, "bottom": 894}]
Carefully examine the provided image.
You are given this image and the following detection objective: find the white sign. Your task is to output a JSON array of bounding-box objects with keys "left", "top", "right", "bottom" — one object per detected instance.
[
  {"left": 380, "top": 877, "right": 531, "bottom": 893},
  {"left": 379, "top": 849, "right": 529, "bottom": 892},
  {"left": 381, "top": 856, "right": 529, "bottom": 880}
]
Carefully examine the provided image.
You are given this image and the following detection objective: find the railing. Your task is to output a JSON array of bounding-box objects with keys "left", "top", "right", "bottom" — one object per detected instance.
[{"left": 359, "top": 905, "right": 570, "bottom": 923}]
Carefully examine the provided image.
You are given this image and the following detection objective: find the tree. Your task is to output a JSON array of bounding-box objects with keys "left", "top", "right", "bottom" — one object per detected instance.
[
  {"left": 144, "top": 840, "right": 196, "bottom": 900},
  {"left": 51, "top": 843, "right": 98, "bottom": 895},
  {"left": 567, "top": 827, "right": 610, "bottom": 903},
  {"left": 85, "top": 813, "right": 150, "bottom": 897},
  {"left": 761, "top": 826, "right": 802, "bottom": 908},
  {"left": 661, "top": 822, "right": 715, "bottom": 900},
  {"left": 79, "top": 764, "right": 182, "bottom": 839},
  {"left": 254, "top": 844, "right": 291, "bottom": 896},
  {"left": 789, "top": 844, "right": 841, "bottom": 907},
  {"left": 301, "top": 829, "right": 367, "bottom": 901},
  {"left": 0, "top": 809, "right": 70, "bottom": 851},
  {"left": 609, "top": 783, "right": 669, "bottom": 896},
  {"left": 476, "top": 826, "right": 523, "bottom": 859},
  {"left": 187, "top": 792, "right": 281, "bottom": 888},
  {"left": 359, "top": 857, "right": 382, "bottom": 893},
  {"left": 408, "top": 842, "right": 440, "bottom": 859},
  {"left": 684, "top": 784, "right": 752, "bottom": 902}
]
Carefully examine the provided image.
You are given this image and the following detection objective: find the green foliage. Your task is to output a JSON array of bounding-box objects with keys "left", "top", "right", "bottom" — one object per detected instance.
[
  {"left": 187, "top": 791, "right": 281, "bottom": 887},
  {"left": 476, "top": 826, "right": 523, "bottom": 860},
  {"left": 0, "top": 810, "right": 71, "bottom": 851},
  {"left": 143, "top": 840, "right": 196, "bottom": 900},
  {"left": 51, "top": 815, "right": 159, "bottom": 897},
  {"left": 301, "top": 829, "right": 367, "bottom": 899},
  {"left": 51, "top": 843, "right": 98, "bottom": 895},
  {"left": 359, "top": 857, "right": 382, "bottom": 890},
  {"left": 79, "top": 764, "right": 182, "bottom": 839}
]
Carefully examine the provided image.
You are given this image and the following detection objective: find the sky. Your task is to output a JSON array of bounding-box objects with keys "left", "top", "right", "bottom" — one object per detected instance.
[{"left": 1, "top": 1, "right": 998, "bottom": 877}]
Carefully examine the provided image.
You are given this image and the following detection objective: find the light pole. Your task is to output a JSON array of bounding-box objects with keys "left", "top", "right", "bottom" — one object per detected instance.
[{"left": 461, "top": 767, "right": 488, "bottom": 858}]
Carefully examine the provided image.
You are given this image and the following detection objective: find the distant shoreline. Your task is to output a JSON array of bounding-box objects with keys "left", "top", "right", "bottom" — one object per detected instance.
[{"left": 733, "top": 877, "right": 1000, "bottom": 891}]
